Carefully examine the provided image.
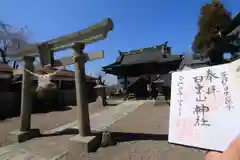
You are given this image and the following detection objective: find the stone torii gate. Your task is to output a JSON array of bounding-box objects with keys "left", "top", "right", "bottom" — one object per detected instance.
[
  {"left": 13, "top": 50, "right": 105, "bottom": 74},
  {"left": 8, "top": 18, "right": 113, "bottom": 151}
]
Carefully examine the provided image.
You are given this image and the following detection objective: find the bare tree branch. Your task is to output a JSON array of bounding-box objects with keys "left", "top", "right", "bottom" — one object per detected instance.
[{"left": 0, "top": 21, "right": 29, "bottom": 68}]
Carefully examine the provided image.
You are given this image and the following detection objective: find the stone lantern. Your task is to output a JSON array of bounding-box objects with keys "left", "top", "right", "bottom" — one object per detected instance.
[{"left": 94, "top": 84, "right": 108, "bottom": 107}]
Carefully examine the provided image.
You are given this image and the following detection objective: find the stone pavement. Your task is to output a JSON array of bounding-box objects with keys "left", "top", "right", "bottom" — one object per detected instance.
[
  {"left": 0, "top": 100, "right": 117, "bottom": 147},
  {"left": 87, "top": 101, "right": 205, "bottom": 160},
  {"left": 0, "top": 100, "right": 147, "bottom": 160}
]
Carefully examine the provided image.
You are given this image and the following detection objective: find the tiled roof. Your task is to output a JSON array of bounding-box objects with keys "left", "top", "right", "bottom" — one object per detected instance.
[
  {"left": 0, "top": 62, "right": 13, "bottom": 72},
  {"left": 227, "top": 26, "right": 240, "bottom": 37},
  {"left": 102, "top": 43, "right": 183, "bottom": 77},
  {"left": 37, "top": 67, "right": 98, "bottom": 81},
  {"left": 13, "top": 67, "right": 98, "bottom": 82},
  {"left": 117, "top": 49, "right": 181, "bottom": 66},
  {"left": 104, "top": 49, "right": 182, "bottom": 70},
  {"left": 183, "top": 54, "right": 209, "bottom": 65},
  {"left": 178, "top": 54, "right": 210, "bottom": 71},
  {"left": 222, "top": 12, "right": 240, "bottom": 36}
]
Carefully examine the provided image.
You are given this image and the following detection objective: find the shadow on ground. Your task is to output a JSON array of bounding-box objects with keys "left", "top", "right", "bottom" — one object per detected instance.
[
  {"left": 111, "top": 132, "right": 168, "bottom": 142},
  {"left": 106, "top": 103, "right": 119, "bottom": 107},
  {"left": 32, "top": 106, "right": 71, "bottom": 114},
  {"left": 40, "top": 128, "right": 168, "bottom": 142},
  {"left": 0, "top": 105, "right": 72, "bottom": 121},
  {"left": 34, "top": 129, "right": 168, "bottom": 153},
  {"left": 154, "top": 101, "right": 170, "bottom": 106},
  {"left": 40, "top": 128, "right": 79, "bottom": 137}
]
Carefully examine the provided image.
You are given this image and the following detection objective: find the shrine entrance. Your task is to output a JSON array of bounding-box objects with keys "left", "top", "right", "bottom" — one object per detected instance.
[{"left": 8, "top": 18, "right": 114, "bottom": 152}]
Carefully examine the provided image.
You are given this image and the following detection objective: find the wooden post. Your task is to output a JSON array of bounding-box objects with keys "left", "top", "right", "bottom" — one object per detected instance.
[{"left": 72, "top": 42, "right": 91, "bottom": 136}]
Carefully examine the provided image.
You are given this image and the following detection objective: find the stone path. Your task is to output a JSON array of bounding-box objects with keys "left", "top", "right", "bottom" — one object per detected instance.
[
  {"left": 0, "top": 100, "right": 112, "bottom": 147},
  {"left": 0, "top": 100, "right": 146, "bottom": 160},
  {"left": 88, "top": 101, "right": 205, "bottom": 160}
]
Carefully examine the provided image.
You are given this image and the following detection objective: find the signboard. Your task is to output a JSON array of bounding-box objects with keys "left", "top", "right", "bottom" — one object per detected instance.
[{"left": 168, "top": 59, "right": 240, "bottom": 151}]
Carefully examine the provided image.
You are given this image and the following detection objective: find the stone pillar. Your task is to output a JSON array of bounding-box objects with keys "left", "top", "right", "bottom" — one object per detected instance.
[
  {"left": 38, "top": 43, "right": 54, "bottom": 67},
  {"left": 8, "top": 56, "right": 40, "bottom": 143},
  {"left": 20, "top": 56, "right": 35, "bottom": 131},
  {"left": 72, "top": 43, "right": 91, "bottom": 136}
]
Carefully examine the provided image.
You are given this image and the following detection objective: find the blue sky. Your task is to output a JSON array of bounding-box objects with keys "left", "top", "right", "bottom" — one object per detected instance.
[{"left": 0, "top": 0, "right": 239, "bottom": 84}]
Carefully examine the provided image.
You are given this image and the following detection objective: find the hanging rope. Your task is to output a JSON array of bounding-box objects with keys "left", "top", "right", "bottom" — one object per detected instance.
[
  {"left": 23, "top": 54, "right": 78, "bottom": 92},
  {"left": 23, "top": 64, "right": 64, "bottom": 89}
]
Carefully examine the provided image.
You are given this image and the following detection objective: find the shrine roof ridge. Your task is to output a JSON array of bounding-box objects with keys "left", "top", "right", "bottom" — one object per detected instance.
[{"left": 119, "top": 44, "right": 167, "bottom": 56}]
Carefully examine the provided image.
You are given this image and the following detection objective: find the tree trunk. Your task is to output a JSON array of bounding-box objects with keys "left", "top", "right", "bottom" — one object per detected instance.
[{"left": 0, "top": 48, "right": 8, "bottom": 64}]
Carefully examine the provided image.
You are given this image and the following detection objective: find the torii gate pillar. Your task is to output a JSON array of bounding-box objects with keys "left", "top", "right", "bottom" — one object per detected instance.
[
  {"left": 8, "top": 56, "right": 40, "bottom": 143},
  {"left": 20, "top": 56, "right": 35, "bottom": 131},
  {"left": 72, "top": 43, "right": 91, "bottom": 136},
  {"left": 70, "top": 42, "right": 101, "bottom": 153}
]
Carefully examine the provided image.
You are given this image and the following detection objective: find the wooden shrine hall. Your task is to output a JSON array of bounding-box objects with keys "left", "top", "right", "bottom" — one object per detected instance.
[{"left": 102, "top": 42, "right": 183, "bottom": 99}]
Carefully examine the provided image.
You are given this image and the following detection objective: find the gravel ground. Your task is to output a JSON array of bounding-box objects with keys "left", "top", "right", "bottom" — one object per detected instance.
[
  {"left": 87, "top": 102, "right": 205, "bottom": 160},
  {"left": 0, "top": 101, "right": 105, "bottom": 147}
]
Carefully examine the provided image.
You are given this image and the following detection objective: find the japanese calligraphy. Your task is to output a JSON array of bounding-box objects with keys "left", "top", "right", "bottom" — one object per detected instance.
[
  {"left": 169, "top": 60, "right": 240, "bottom": 152},
  {"left": 206, "top": 85, "right": 217, "bottom": 96},
  {"left": 192, "top": 69, "right": 221, "bottom": 127},
  {"left": 177, "top": 76, "right": 184, "bottom": 116},
  {"left": 205, "top": 69, "right": 219, "bottom": 82},
  {"left": 193, "top": 104, "right": 210, "bottom": 126},
  {"left": 193, "top": 75, "right": 210, "bottom": 126},
  {"left": 220, "top": 71, "right": 233, "bottom": 110},
  {"left": 205, "top": 69, "right": 219, "bottom": 100},
  {"left": 193, "top": 76, "right": 206, "bottom": 102}
]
